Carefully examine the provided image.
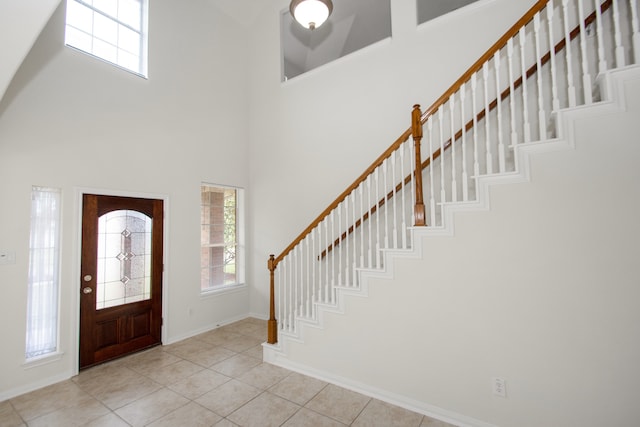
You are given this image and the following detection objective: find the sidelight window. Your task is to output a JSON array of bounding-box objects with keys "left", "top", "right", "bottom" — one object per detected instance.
[{"left": 25, "top": 187, "right": 62, "bottom": 361}]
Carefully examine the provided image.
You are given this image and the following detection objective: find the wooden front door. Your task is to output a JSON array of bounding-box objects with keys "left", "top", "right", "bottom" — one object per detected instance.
[{"left": 79, "top": 194, "right": 163, "bottom": 369}]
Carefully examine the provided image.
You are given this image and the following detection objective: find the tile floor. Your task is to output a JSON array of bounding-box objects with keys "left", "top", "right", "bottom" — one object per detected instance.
[{"left": 1, "top": 318, "right": 455, "bottom": 427}]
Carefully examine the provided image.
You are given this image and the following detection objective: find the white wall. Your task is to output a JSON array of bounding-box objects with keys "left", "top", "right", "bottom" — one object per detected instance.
[
  {"left": 0, "top": 0, "right": 251, "bottom": 399},
  {"left": 274, "top": 76, "right": 640, "bottom": 426},
  {"left": 247, "top": 0, "right": 535, "bottom": 317}
]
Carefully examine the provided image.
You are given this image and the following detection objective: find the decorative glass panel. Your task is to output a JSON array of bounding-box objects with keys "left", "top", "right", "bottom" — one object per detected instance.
[{"left": 96, "top": 210, "right": 152, "bottom": 309}]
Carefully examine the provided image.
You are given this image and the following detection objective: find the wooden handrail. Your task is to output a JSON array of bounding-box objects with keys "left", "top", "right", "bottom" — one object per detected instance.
[
  {"left": 316, "top": 0, "right": 611, "bottom": 260},
  {"left": 271, "top": 0, "right": 551, "bottom": 269},
  {"left": 267, "top": 0, "right": 612, "bottom": 343}
]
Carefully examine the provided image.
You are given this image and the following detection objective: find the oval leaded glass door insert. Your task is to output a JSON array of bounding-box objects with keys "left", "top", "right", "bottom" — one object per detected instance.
[{"left": 96, "top": 209, "right": 152, "bottom": 309}]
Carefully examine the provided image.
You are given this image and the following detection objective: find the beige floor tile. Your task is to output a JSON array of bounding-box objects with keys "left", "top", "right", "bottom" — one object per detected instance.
[
  {"left": 141, "top": 359, "right": 205, "bottom": 386},
  {"left": 122, "top": 347, "right": 183, "bottom": 373},
  {"left": 236, "top": 363, "right": 290, "bottom": 390},
  {"left": 305, "top": 384, "right": 371, "bottom": 425},
  {"left": 227, "top": 392, "right": 299, "bottom": 427},
  {"left": 0, "top": 400, "right": 26, "bottom": 427},
  {"left": 352, "top": 399, "right": 423, "bottom": 426},
  {"left": 163, "top": 338, "right": 215, "bottom": 359},
  {"left": 198, "top": 330, "right": 244, "bottom": 347},
  {"left": 27, "top": 397, "right": 109, "bottom": 427},
  {"left": 210, "top": 354, "right": 262, "bottom": 378},
  {"left": 146, "top": 401, "right": 222, "bottom": 427},
  {"left": 213, "top": 419, "right": 239, "bottom": 427},
  {"left": 10, "top": 380, "right": 87, "bottom": 421},
  {"left": 242, "top": 344, "right": 263, "bottom": 360},
  {"left": 217, "top": 334, "right": 264, "bottom": 353},
  {"left": 115, "top": 388, "right": 189, "bottom": 427},
  {"left": 421, "top": 416, "right": 457, "bottom": 426},
  {"left": 84, "top": 412, "right": 131, "bottom": 427},
  {"left": 180, "top": 345, "right": 237, "bottom": 368},
  {"left": 168, "top": 369, "right": 231, "bottom": 400},
  {"left": 78, "top": 369, "right": 162, "bottom": 410},
  {"left": 269, "top": 372, "right": 327, "bottom": 405},
  {"left": 281, "top": 407, "right": 348, "bottom": 427},
  {"left": 228, "top": 322, "right": 266, "bottom": 340},
  {"left": 194, "top": 379, "right": 261, "bottom": 417}
]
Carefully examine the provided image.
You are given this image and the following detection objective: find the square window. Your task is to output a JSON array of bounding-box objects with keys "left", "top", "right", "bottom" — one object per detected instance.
[{"left": 65, "top": 0, "right": 148, "bottom": 77}]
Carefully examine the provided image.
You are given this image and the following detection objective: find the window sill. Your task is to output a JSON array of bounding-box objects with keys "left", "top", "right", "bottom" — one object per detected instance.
[
  {"left": 23, "top": 351, "right": 65, "bottom": 369},
  {"left": 200, "top": 283, "right": 247, "bottom": 298}
]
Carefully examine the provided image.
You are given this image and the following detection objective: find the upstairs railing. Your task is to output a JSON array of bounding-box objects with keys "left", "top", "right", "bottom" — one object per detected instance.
[{"left": 268, "top": 0, "right": 639, "bottom": 344}]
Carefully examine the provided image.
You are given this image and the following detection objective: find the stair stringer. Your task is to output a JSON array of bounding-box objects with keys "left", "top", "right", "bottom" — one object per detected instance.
[{"left": 262, "top": 65, "right": 639, "bottom": 424}]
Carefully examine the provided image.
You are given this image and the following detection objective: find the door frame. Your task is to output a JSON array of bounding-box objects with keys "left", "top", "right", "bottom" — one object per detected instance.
[{"left": 72, "top": 187, "right": 169, "bottom": 375}]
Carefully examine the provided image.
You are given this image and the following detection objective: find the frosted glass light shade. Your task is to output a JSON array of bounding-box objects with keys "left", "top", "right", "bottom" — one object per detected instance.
[{"left": 290, "top": 0, "right": 333, "bottom": 30}]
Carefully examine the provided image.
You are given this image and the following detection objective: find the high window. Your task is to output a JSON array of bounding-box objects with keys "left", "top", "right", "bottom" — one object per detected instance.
[
  {"left": 200, "top": 185, "right": 244, "bottom": 292},
  {"left": 25, "top": 187, "right": 62, "bottom": 361},
  {"left": 65, "top": 0, "right": 149, "bottom": 77}
]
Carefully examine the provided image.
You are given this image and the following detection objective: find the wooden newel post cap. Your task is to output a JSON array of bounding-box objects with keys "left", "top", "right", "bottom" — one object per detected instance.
[
  {"left": 268, "top": 254, "right": 275, "bottom": 271},
  {"left": 411, "top": 104, "right": 423, "bottom": 139}
]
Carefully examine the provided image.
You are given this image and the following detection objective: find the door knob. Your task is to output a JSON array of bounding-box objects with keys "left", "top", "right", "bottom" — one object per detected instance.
[
  {"left": 83, "top": 275, "right": 92, "bottom": 282},
  {"left": 83, "top": 287, "right": 93, "bottom": 294}
]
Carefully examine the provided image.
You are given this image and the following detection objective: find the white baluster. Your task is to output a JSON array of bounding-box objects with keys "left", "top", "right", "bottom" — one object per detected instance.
[
  {"left": 595, "top": 0, "right": 608, "bottom": 73},
  {"left": 494, "top": 51, "right": 506, "bottom": 173},
  {"left": 612, "top": 0, "right": 626, "bottom": 67},
  {"left": 366, "top": 176, "right": 373, "bottom": 264},
  {"left": 547, "top": 3, "right": 561, "bottom": 111},
  {"left": 310, "top": 232, "right": 316, "bottom": 317},
  {"left": 449, "top": 94, "right": 458, "bottom": 201},
  {"left": 293, "top": 244, "right": 298, "bottom": 320},
  {"left": 460, "top": 83, "right": 469, "bottom": 201},
  {"left": 304, "top": 234, "right": 313, "bottom": 317},
  {"left": 316, "top": 225, "right": 322, "bottom": 303},
  {"left": 277, "top": 266, "right": 282, "bottom": 330},
  {"left": 375, "top": 167, "right": 381, "bottom": 269},
  {"left": 382, "top": 159, "right": 389, "bottom": 250},
  {"left": 398, "top": 148, "right": 406, "bottom": 249},
  {"left": 631, "top": 0, "right": 640, "bottom": 64},
  {"left": 482, "top": 62, "right": 493, "bottom": 174},
  {"left": 562, "top": 0, "right": 577, "bottom": 107},
  {"left": 344, "top": 195, "right": 350, "bottom": 287},
  {"left": 358, "top": 185, "right": 365, "bottom": 268},
  {"left": 519, "top": 26, "right": 532, "bottom": 143},
  {"left": 438, "top": 107, "right": 446, "bottom": 217},
  {"left": 323, "top": 217, "right": 329, "bottom": 303},
  {"left": 391, "top": 152, "right": 398, "bottom": 248},
  {"left": 534, "top": 13, "right": 548, "bottom": 139},
  {"left": 330, "top": 211, "right": 336, "bottom": 303},
  {"left": 288, "top": 257, "right": 293, "bottom": 332},
  {"left": 337, "top": 204, "right": 342, "bottom": 286},
  {"left": 507, "top": 39, "right": 518, "bottom": 156},
  {"left": 427, "top": 118, "right": 436, "bottom": 224},
  {"left": 471, "top": 72, "right": 481, "bottom": 176},
  {"left": 352, "top": 191, "right": 358, "bottom": 285},
  {"left": 577, "top": 0, "right": 593, "bottom": 104}
]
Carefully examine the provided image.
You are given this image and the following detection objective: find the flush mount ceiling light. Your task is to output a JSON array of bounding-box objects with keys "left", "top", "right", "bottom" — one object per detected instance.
[{"left": 290, "top": 0, "right": 333, "bottom": 30}]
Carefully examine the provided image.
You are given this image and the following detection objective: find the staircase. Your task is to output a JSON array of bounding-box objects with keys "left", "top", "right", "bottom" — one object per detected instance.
[{"left": 264, "top": 1, "right": 640, "bottom": 425}]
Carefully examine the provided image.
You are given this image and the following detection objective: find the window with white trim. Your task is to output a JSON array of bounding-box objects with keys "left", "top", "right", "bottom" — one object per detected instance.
[
  {"left": 200, "top": 185, "right": 244, "bottom": 292},
  {"left": 25, "top": 187, "right": 62, "bottom": 360},
  {"left": 65, "top": 0, "right": 149, "bottom": 77}
]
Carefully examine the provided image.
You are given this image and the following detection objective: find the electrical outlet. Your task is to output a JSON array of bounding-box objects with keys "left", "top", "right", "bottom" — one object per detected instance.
[{"left": 492, "top": 377, "right": 507, "bottom": 398}]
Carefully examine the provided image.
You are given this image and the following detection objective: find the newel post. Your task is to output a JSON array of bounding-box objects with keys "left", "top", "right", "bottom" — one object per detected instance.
[
  {"left": 267, "top": 254, "right": 278, "bottom": 344},
  {"left": 411, "top": 104, "right": 426, "bottom": 226}
]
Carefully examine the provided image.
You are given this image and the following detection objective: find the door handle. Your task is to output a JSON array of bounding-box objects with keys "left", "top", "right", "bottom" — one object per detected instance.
[
  {"left": 83, "top": 275, "right": 92, "bottom": 282},
  {"left": 83, "top": 287, "right": 93, "bottom": 294}
]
